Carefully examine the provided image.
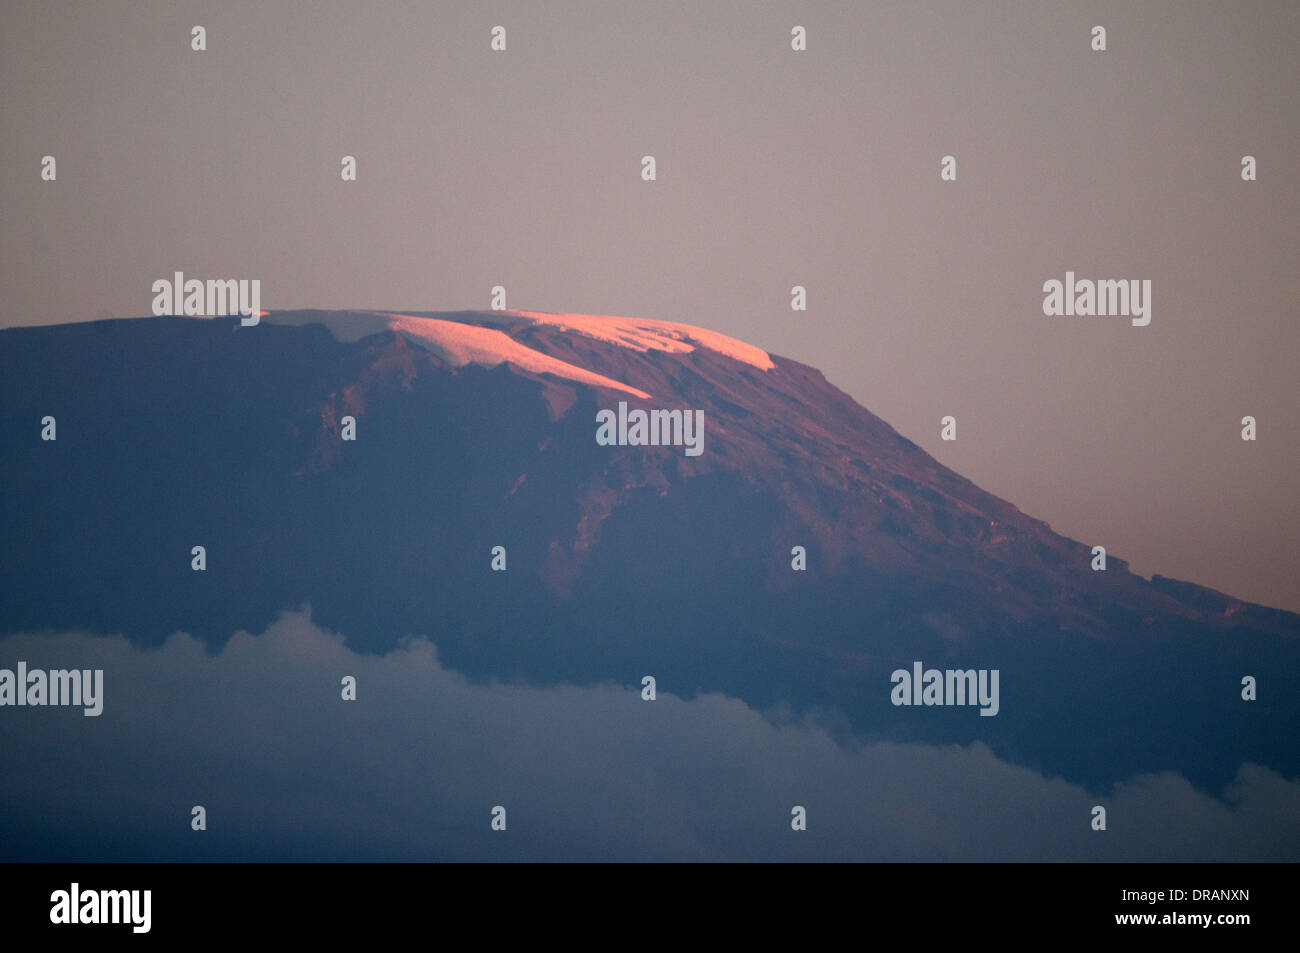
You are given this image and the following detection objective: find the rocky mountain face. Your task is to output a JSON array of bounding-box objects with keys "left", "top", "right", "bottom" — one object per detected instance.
[{"left": 2, "top": 310, "right": 1295, "bottom": 789}]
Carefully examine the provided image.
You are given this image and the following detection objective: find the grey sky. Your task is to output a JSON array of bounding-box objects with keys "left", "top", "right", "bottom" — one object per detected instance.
[{"left": 2, "top": 1, "right": 1296, "bottom": 611}]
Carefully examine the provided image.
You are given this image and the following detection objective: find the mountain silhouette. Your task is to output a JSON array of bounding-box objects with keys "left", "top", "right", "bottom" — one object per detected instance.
[{"left": 2, "top": 310, "right": 1295, "bottom": 790}]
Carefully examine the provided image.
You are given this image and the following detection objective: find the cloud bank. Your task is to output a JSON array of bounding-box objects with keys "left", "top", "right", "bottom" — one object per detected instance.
[{"left": 1, "top": 609, "right": 1296, "bottom": 861}]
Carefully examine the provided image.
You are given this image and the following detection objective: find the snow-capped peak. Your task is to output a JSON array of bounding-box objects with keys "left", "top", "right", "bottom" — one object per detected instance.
[
  {"left": 258, "top": 310, "right": 652, "bottom": 398},
  {"left": 488, "top": 310, "right": 776, "bottom": 371},
  {"left": 254, "top": 308, "right": 777, "bottom": 396}
]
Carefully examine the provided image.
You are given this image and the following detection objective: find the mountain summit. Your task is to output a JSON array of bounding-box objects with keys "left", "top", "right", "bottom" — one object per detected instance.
[{"left": 2, "top": 310, "right": 1296, "bottom": 789}]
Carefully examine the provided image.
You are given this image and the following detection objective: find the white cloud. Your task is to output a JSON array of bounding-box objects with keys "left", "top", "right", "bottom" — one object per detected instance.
[{"left": 1, "top": 608, "right": 1296, "bottom": 861}]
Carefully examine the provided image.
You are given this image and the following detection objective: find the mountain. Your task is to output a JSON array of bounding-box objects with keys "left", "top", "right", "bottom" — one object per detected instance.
[{"left": 2, "top": 310, "right": 1296, "bottom": 791}]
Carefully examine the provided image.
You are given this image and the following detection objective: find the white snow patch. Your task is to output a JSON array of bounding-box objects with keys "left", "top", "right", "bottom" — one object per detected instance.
[
  {"left": 486, "top": 310, "right": 776, "bottom": 371},
  {"left": 259, "top": 310, "right": 651, "bottom": 398}
]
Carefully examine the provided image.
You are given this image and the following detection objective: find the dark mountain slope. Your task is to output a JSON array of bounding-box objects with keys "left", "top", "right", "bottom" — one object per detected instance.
[{"left": 1, "top": 311, "right": 1295, "bottom": 789}]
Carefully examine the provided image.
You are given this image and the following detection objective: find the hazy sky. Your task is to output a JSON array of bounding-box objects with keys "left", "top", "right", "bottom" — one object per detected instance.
[{"left": 2, "top": 0, "right": 1296, "bottom": 611}]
